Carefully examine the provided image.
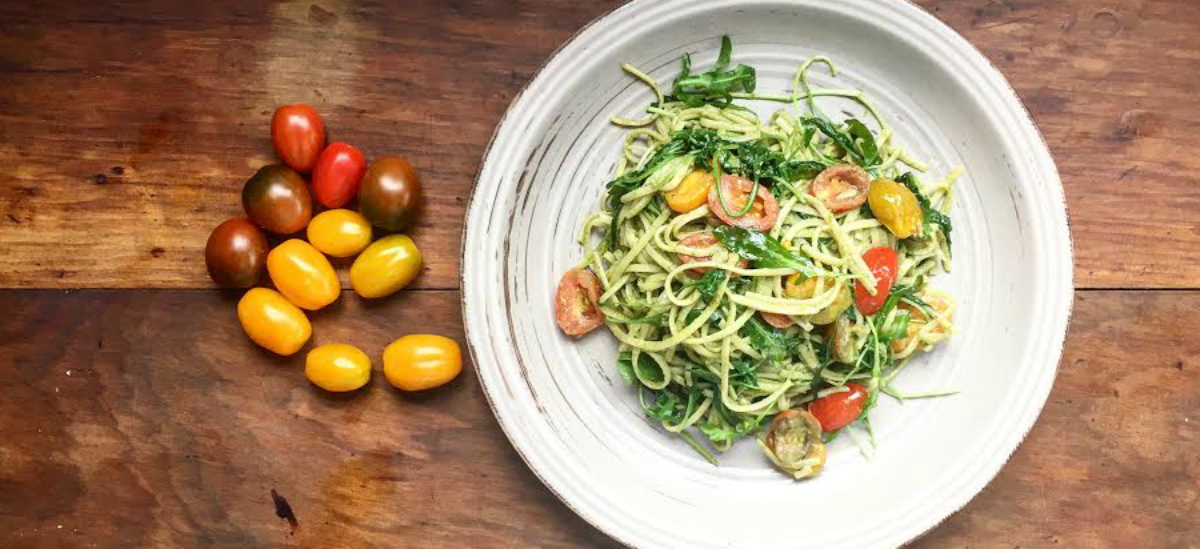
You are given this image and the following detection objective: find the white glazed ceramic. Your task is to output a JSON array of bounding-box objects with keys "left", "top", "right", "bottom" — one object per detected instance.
[{"left": 461, "top": 0, "right": 1072, "bottom": 547}]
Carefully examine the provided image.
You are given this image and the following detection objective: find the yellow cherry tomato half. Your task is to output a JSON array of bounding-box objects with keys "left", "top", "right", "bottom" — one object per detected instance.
[
  {"left": 305, "top": 343, "right": 371, "bottom": 392},
  {"left": 664, "top": 169, "right": 715, "bottom": 213},
  {"left": 867, "top": 179, "right": 923, "bottom": 239},
  {"left": 267, "top": 239, "right": 340, "bottom": 310},
  {"left": 383, "top": 334, "right": 462, "bottom": 391},
  {"left": 237, "top": 287, "right": 312, "bottom": 356},
  {"left": 784, "top": 274, "right": 851, "bottom": 325},
  {"left": 306, "top": 209, "right": 372, "bottom": 258},
  {"left": 350, "top": 234, "right": 422, "bottom": 298}
]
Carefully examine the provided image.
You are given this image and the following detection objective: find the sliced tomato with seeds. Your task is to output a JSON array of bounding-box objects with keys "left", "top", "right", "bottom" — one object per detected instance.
[
  {"left": 809, "top": 164, "right": 869, "bottom": 214},
  {"left": 677, "top": 231, "right": 747, "bottom": 277},
  {"left": 854, "top": 246, "right": 899, "bottom": 315},
  {"left": 808, "top": 382, "right": 868, "bottom": 432},
  {"left": 555, "top": 268, "right": 605, "bottom": 337},
  {"left": 708, "top": 174, "right": 779, "bottom": 231}
]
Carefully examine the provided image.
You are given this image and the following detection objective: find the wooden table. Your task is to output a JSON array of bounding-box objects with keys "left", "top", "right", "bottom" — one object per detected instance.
[{"left": 2, "top": 0, "right": 1197, "bottom": 546}]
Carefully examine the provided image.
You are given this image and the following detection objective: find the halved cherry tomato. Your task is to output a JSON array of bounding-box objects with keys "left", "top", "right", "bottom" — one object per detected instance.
[
  {"left": 760, "top": 312, "right": 795, "bottom": 328},
  {"left": 237, "top": 288, "right": 311, "bottom": 356},
  {"left": 707, "top": 174, "right": 779, "bottom": 231},
  {"left": 267, "top": 239, "right": 340, "bottom": 310},
  {"left": 664, "top": 169, "right": 714, "bottom": 213},
  {"left": 808, "top": 382, "right": 868, "bottom": 432},
  {"left": 676, "top": 231, "right": 747, "bottom": 277},
  {"left": 383, "top": 334, "right": 463, "bottom": 391},
  {"left": 809, "top": 164, "right": 869, "bottom": 214},
  {"left": 867, "top": 178, "right": 923, "bottom": 238},
  {"left": 312, "top": 142, "right": 367, "bottom": 208},
  {"left": 854, "top": 247, "right": 898, "bottom": 315},
  {"left": 554, "top": 268, "right": 604, "bottom": 337},
  {"left": 271, "top": 104, "right": 325, "bottom": 173},
  {"left": 763, "top": 408, "right": 826, "bottom": 479}
]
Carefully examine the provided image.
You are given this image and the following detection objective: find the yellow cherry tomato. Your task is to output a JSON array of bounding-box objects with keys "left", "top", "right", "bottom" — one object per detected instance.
[
  {"left": 267, "top": 239, "right": 340, "bottom": 310},
  {"left": 306, "top": 209, "right": 372, "bottom": 258},
  {"left": 664, "top": 169, "right": 714, "bottom": 213},
  {"left": 305, "top": 343, "right": 371, "bottom": 392},
  {"left": 350, "top": 234, "right": 422, "bottom": 298},
  {"left": 383, "top": 334, "right": 462, "bottom": 391},
  {"left": 237, "top": 287, "right": 311, "bottom": 356},
  {"left": 867, "top": 179, "right": 923, "bottom": 239},
  {"left": 784, "top": 274, "right": 851, "bottom": 325}
]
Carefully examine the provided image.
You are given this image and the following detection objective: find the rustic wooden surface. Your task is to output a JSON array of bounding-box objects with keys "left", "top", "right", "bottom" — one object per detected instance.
[{"left": 0, "top": 0, "right": 1197, "bottom": 547}]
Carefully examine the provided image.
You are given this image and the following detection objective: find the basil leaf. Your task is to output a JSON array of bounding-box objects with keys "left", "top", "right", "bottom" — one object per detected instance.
[{"left": 712, "top": 225, "right": 820, "bottom": 276}]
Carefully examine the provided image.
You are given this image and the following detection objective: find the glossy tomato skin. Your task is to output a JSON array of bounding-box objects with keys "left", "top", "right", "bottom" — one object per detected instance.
[
  {"left": 358, "top": 156, "right": 421, "bottom": 232},
  {"left": 307, "top": 209, "right": 373, "bottom": 258},
  {"left": 205, "top": 218, "right": 268, "bottom": 288},
  {"left": 305, "top": 343, "right": 371, "bottom": 392},
  {"left": 808, "top": 382, "right": 868, "bottom": 432},
  {"left": 312, "top": 142, "right": 367, "bottom": 208},
  {"left": 242, "top": 164, "right": 313, "bottom": 234},
  {"left": 266, "top": 239, "right": 340, "bottom": 310},
  {"left": 349, "top": 234, "right": 422, "bottom": 298},
  {"left": 383, "top": 334, "right": 463, "bottom": 391},
  {"left": 854, "top": 246, "right": 899, "bottom": 315},
  {"left": 271, "top": 104, "right": 325, "bottom": 173},
  {"left": 237, "top": 288, "right": 311, "bottom": 356}
]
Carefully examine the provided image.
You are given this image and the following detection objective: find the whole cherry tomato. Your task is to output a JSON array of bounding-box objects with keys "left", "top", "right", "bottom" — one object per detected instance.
[
  {"left": 358, "top": 156, "right": 421, "bottom": 232},
  {"left": 267, "top": 239, "right": 340, "bottom": 310},
  {"left": 708, "top": 174, "right": 779, "bottom": 231},
  {"left": 809, "top": 164, "right": 869, "bottom": 214},
  {"left": 306, "top": 343, "right": 371, "bottom": 392},
  {"left": 349, "top": 234, "right": 422, "bottom": 298},
  {"left": 237, "top": 288, "right": 311, "bottom": 356},
  {"left": 383, "top": 334, "right": 463, "bottom": 391},
  {"left": 205, "top": 218, "right": 267, "bottom": 288},
  {"left": 271, "top": 104, "right": 325, "bottom": 173},
  {"left": 307, "top": 209, "right": 373, "bottom": 258},
  {"left": 242, "top": 165, "right": 312, "bottom": 234},
  {"left": 854, "top": 246, "right": 898, "bottom": 315},
  {"left": 808, "top": 382, "right": 868, "bottom": 432},
  {"left": 554, "top": 268, "right": 605, "bottom": 337},
  {"left": 312, "top": 142, "right": 367, "bottom": 208}
]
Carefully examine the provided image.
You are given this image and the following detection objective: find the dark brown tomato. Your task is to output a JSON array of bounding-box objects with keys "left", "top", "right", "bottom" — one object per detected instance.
[
  {"left": 205, "top": 218, "right": 268, "bottom": 288},
  {"left": 809, "top": 164, "right": 870, "bottom": 214},
  {"left": 359, "top": 156, "right": 421, "bottom": 232},
  {"left": 241, "top": 164, "right": 313, "bottom": 234},
  {"left": 555, "top": 268, "right": 605, "bottom": 337}
]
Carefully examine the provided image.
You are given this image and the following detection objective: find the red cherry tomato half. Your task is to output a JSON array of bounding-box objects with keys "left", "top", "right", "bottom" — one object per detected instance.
[
  {"left": 676, "top": 231, "right": 748, "bottom": 277},
  {"left": 708, "top": 174, "right": 779, "bottom": 231},
  {"left": 808, "top": 382, "right": 868, "bottom": 432},
  {"left": 760, "top": 311, "right": 795, "bottom": 329},
  {"left": 271, "top": 104, "right": 326, "bottom": 173},
  {"left": 809, "top": 164, "right": 870, "bottom": 214},
  {"left": 312, "top": 142, "right": 367, "bottom": 208},
  {"left": 555, "top": 268, "right": 605, "bottom": 337},
  {"left": 854, "top": 246, "right": 898, "bottom": 315}
]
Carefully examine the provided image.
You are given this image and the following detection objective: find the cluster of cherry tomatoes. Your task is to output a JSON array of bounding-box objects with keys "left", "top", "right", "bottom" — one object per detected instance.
[{"left": 205, "top": 104, "right": 461, "bottom": 394}]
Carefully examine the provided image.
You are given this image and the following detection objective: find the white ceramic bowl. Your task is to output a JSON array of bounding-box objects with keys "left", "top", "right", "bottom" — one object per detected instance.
[{"left": 462, "top": 0, "right": 1071, "bottom": 546}]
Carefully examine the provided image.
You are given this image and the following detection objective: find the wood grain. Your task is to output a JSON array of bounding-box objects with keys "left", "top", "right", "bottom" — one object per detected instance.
[
  {"left": 0, "top": 0, "right": 1197, "bottom": 289},
  {"left": 0, "top": 290, "right": 1196, "bottom": 548}
]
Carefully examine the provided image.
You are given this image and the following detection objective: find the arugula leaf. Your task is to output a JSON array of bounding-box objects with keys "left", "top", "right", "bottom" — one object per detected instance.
[
  {"left": 685, "top": 308, "right": 725, "bottom": 329},
  {"left": 844, "top": 119, "right": 879, "bottom": 165},
  {"left": 741, "top": 316, "right": 794, "bottom": 365},
  {"left": 615, "top": 353, "right": 637, "bottom": 385},
  {"left": 617, "top": 352, "right": 667, "bottom": 386},
  {"left": 805, "top": 117, "right": 879, "bottom": 166},
  {"left": 640, "top": 388, "right": 681, "bottom": 422},
  {"left": 695, "top": 269, "right": 727, "bottom": 301},
  {"left": 712, "top": 225, "right": 820, "bottom": 276},
  {"left": 879, "top": 310, "right": 911, "bottom": 343},
  {"left": 667, "top": 36, "right": 757, "bottom": 108},
  {"left": 896, "top": 172, "right": 952, "bottom": 247},
  {"left": 729, "top": 357, "right": 761, "bottom": 389}
]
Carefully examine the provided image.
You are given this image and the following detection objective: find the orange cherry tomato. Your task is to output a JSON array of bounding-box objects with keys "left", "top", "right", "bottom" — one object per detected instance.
[
  {"left": 383, "top": 334, "right": 463, "bottom": 391},
  {"left": 854, "top": 247, "right": 898, "bottom": 315},
  {"left": 809, "top": 164, "right": 869, "bottom": 214},
  {"left": 808, "top": 382, "right": 868, "bottom": 432},
  {"left": 554, "top": 268, "right": 604, "bottom": 337},
  {"left": 267, "top": 239, "right": 340, "bottom": 310},
  {"left": 236, "top": 288, "right": 311, "bottom": 356},
  {"left": 664, "top": 169, "right": 715, "bottom": 213},
  {"left": 305, "top": 343, "right": 371, "bottom": 392},
  {"left": 307, "top": 209, "right": 373, "bottom": 258},
  {"left": 271, "top": 104, "right": 325, "bottom": 173},
  {"left": 708, "top": 174, "right": 779, "bottom": 231}
]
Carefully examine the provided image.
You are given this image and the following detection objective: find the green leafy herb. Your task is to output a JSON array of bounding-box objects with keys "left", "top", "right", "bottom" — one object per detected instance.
[
  {"left": 695, "top": 269, "right": 728, "bottom": 300},
  {"left": 615, "top": 353, "right": 637, "bottom": 385},
  {"left": 730, "top": 357, "right": 760, "bottom": 389},
  {"left": 879, "top": 310, "right": 911, "bottom": 342},
  {"left": 805, "top": 117, "right": 879, "bottom": 165},
  {"left": 668, "top": 36, "right": 757, "bottom": 108},
  {"left": 741, "top": 316, "right": 794, "bottom": 365},
  {"left": 640, "top": 388, "right": 681, "bottom": 422},
  {"left": 712, "top": 225, "right": 820, "bottom": 276},
  {"left": 896, "top": 172, "right": 952, "bottom": 247}
]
